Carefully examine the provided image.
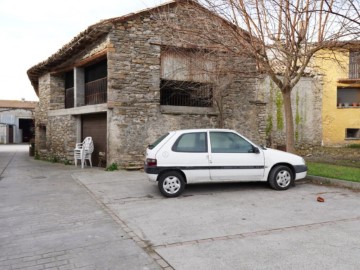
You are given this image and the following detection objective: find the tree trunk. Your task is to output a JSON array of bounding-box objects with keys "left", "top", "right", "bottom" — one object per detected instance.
[{"left": 282, "top": 88, "right": 295, "bottom": 153}]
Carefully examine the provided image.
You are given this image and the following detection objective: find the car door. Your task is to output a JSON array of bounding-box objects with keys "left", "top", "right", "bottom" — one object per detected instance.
[
  {"left": 168, "top": 131, "right": 210, "bottom": 183},
  {"left": 208, "top": 131, "right": 265, "bottom": 181}
]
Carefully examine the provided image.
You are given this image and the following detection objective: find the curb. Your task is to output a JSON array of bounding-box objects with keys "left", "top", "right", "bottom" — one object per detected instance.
[{"left": 304, "top": 175, "right": 360, "bottom": 191}]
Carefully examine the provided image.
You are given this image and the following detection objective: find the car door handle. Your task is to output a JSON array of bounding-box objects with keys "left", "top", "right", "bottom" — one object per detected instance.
[{"left": 207, "top": 154, "right": 213, "bottom": 164}]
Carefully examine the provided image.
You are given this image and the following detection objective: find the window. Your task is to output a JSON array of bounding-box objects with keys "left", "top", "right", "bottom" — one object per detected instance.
[
  {"left": 337, "top": 87, "right": 360, "bottom": 107},
  {"left": 160, "top": 47, "right": 213, "bottom": 108},
  {"left": 148, "top": 133, "right": 170, "bottom": 149},
  {"left": 160, "top": 80, "right": 212, "bottom": 107},
  {"left": 346, "top": 128, "right": 360, "bottom": 139},
  {"left": 172, "top": 132, "right": 207, "bottom": 152},
  {"left": 65, "top": 71, "right": 74, "bottom": 108},
  {"left": 210, "top": 132, "right": 253, "bottom": 153},
  {"left": 349, "top": 51, "right": 360, "bottom": 79},
  {"left": 84, "top": 60, "right": 107, "bottom": 105}
]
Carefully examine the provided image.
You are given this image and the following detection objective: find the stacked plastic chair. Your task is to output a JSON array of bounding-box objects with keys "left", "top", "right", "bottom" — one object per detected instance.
[{"left": 74, "top": 137, "right": 94, "bottom": 168}]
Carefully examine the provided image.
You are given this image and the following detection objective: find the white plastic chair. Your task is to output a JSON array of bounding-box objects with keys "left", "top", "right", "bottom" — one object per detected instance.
[{"left": 74, "top": 137, "right": 94, "bottom": 168}]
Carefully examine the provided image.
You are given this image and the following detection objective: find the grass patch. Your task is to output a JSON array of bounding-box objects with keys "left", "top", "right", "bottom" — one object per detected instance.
[
  {"left": 346, "top": 143, "right": 360, "bottom": 149},
  {"left": 307, "top": 161, "right": 360, "bottom": 183}
]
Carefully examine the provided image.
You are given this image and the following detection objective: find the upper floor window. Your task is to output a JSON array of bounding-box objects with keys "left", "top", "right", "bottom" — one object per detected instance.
[
  {"left": 62, "top": 58, "right": 107, "bottom": 108},
  {"left": 160, "top": 80, "right": 212, "bottom": 107},
  {"left": 337, "top": 87, "right": 360, "bottom": 108},
  {"left": 160, "top": 47, "right": 213, "bottom": 108},
  {"left": 349, "top": 51, "right": 360, "bottom": 79},
  {"left": 64, "top": 71, "right": 74, "bottom": 108},
  {"left": 85, "top": 60, "right": 107, "bottom": 105}
]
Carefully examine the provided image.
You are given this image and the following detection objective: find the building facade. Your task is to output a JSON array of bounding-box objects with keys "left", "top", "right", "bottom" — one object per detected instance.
[
  {"left": 27, "top": 0, "right": 268, "bottom": 167},
  {"left": 315, "top": 48, "right": 360, "bottom": 146},
  {"left": 0, "top": 100, "right": 36, "bottom": 144}
]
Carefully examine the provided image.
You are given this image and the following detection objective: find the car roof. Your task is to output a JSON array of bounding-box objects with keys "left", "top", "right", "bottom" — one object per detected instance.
[{"left": 170, "top": 128, "right": 236, "bottom": 134}]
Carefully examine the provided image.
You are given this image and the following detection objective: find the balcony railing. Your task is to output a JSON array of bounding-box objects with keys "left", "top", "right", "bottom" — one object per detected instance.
[
  {"left": 349, "top": 63, "right": 360, "bottom": 79},
  {"left": 160, "top": 80, "right": 213, "bottom": 107},
  {"left": 85, "top": 77, "right": 107, "bottom": 105},
  {"left": 65, "top": 87, "right": 74, "bottom": 108}
]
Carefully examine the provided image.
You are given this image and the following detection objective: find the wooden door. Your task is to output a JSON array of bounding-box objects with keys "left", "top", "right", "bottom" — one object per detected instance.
[{"left": 81, "top": 113, "right": 107, "bottom": 167}]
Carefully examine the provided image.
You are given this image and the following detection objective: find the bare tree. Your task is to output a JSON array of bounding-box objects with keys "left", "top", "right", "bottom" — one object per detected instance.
[{"left": 159, "top": 0, "right": 359, "bottom": 153}]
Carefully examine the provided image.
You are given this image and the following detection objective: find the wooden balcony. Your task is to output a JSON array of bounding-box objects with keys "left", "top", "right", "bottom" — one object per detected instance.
[
  {"left": 65, "top": 87, "right": 74, "bottom": 108},
  {"left": 349, "top": 63, "right": 360, "bottom": 79},
  {"left": 85, "top": 77, "right": 107, "bottom": 105}
]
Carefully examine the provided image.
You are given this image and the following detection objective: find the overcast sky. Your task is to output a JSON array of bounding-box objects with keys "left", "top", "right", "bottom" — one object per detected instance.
[{"left": 0, "top": 0, "right": 166, "bottom": 101}]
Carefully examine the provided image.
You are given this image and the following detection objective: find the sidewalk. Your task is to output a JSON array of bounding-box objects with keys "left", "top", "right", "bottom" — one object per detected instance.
[{"left": 0, "top": 145, "right": 160, "bottom": 270}]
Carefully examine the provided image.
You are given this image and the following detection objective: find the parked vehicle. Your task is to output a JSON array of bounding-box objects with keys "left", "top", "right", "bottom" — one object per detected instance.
[{"left": 144, "top": 129, "right": 307, "bottom": 197}]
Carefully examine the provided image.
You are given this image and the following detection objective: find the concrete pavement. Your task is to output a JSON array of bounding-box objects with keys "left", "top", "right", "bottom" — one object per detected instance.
[
  {"left": 74, "top": 169, "right": 360, "bottom": 270},
  {"left": 0, "top": 145, "right": 160, "bottom": 270},
  {"left": 1, "top": 144, "right": 360, "bottom": 270}
]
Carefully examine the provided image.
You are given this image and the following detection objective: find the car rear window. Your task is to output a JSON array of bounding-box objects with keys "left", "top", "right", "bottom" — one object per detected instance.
[
  {"left": 172, "top": 132, "right": 207, "bottom": 152},
  {"left": 148, "top": 133, "right": 170, "bottom": 149}
]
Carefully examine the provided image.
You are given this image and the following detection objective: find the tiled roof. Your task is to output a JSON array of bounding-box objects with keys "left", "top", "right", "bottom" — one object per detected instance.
[
  {"left": 0, "top": 100, "right": 37, "bottom": 109},
  {"left": 26, "top": 0, "right": 186, "bottom": 95},
  {"left": 27, "top": 0, "right": 249, "bottom": 95}
]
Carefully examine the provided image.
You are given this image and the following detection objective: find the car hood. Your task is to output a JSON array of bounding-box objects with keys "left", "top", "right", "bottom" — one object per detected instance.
[{"left": 262, "top": 148, "right": 305, "bottom": 165}]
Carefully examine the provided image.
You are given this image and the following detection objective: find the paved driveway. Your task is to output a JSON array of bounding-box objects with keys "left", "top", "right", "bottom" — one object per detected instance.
[
  {"left": 74, "top": 170, "right": 360, "bottom": 270},
  {"left": 0, "top": 145, "right": 159, "bottom": 270}
]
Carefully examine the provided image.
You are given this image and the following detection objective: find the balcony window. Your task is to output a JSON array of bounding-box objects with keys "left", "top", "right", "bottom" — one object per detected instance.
[
  {"left": 337, "top": 87, "right": 360, "bottom": 108},
  {"left": 65, "top": 71, "right": 74, "bottom": 108},
  {"left": 85, "top": 60, "right": 107, "bottom": 105},
  {"left": 160, "top": 47, "right": 213, "bottom": 108},
  {"left": 160, "top": 79, "right": 212, "bottom": 107},
  {"left": 349, "top": 51, "right": 360, "bottom": 79}
]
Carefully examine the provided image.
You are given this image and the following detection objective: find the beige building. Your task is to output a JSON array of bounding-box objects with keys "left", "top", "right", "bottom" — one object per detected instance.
[{"left": 315, "top": 47, "right": 360, "bottom": 146}]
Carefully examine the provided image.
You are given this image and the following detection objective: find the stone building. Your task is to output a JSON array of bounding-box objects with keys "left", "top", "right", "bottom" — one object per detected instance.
[
  {"left": 27, "top": 0, "right": 266, "bottom": 167},
  {"left": 0, "top": 100, "right": 36, "bottom": 144}
]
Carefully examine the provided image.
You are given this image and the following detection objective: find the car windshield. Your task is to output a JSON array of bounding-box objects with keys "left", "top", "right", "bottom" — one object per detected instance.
[{"left": 148, "top": 133, "right": 169, "bottom": 149}]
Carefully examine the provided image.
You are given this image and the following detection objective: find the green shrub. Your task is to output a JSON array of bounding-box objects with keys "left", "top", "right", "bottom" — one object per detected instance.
[{"left": 106, "top": 163, "right": 118, "bottom": 171}]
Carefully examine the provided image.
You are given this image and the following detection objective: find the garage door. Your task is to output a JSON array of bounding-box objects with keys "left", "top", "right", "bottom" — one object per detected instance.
[{"left": 81, "top": 113, "right": 107, "bottom": 167}]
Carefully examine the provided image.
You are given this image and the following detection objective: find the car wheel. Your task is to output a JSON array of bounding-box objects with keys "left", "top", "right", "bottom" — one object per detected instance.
[
  {"left": 268, "top": 165, "right": 293, "bottom": 190},
  {"left": 158, "top": 171, "right": 185, "bottom": 197}
]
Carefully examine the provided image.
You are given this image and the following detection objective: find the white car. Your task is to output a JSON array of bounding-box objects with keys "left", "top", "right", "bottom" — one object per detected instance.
[{"left": 144, "top": 129, "right": 307, "bottom": 197}]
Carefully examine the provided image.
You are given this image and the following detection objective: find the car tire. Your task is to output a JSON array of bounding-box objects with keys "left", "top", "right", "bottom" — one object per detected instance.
[
  {"left": 268, "top": 165, "right": 294, "bottom": 190},
  {"left": 158, "top": 171, "right": 185, "bottom": 197}
]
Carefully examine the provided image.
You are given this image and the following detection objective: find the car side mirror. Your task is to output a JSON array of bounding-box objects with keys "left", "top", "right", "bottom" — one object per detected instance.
[{"left": 250, "top": 147, "right": 260, "bottom": 154}]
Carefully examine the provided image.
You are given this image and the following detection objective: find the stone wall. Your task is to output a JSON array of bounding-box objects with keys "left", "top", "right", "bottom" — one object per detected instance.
[
  {"left": 35, "top": 74, "right": 51, "bottom": 154},
  {"left": 47, "top": 115, "right": 77, "bottom": 161},
  {"left": 35, "top": 73, "right": 75, "bottom": 160},
  {"left": 259, "top": 75, "right": 323, "bottom": 148},
  {"left": 35, "top": 2, "right": 266, "bottom": 167},
  {"left": 106, "top": 3, "right": 265, "bottom": 166}
]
